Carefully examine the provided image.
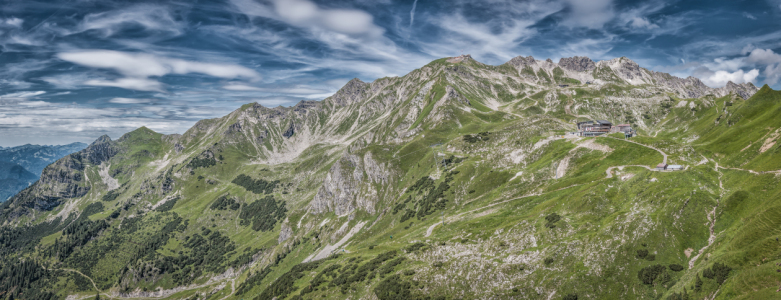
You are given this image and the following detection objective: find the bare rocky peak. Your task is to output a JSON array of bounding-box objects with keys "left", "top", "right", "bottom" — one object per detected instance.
[
  {"left": 503, "top": 54, "right": 759, "bottom": 99},
  {"left": 507, "top": 55, "right": 536, "bottom": 69},
  {"left": 718, "top": 81, "right": 757, "bottom": 99},
  {"left": 327, "top": 78, "right": 369, "bottom": 107},
  {"left": 558, "top": 56, "right": 596, "bottom": 72}
]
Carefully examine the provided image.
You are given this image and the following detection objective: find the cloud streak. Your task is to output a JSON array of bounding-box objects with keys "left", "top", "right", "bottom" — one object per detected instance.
[{"left": 56, "top": 50, "right": 260, "bottom": 92}]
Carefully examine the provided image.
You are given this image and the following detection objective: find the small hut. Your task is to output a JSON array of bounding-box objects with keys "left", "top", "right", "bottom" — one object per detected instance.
[
  {"left": 655, "top": 163, "right": 668, "bottom": 171},
  {"left": 668, "top": 165, "right": 683, "bottom": 171}
]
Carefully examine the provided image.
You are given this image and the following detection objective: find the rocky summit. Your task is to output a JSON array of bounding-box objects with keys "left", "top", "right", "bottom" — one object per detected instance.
[{"left": 2, "top": 55, "right": 780, "bottom": 300}]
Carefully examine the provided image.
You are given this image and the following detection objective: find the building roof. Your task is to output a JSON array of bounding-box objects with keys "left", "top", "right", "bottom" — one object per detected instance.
[
  {"left": 668, "top": 165, "right": 683, "bottom": 168},
  {"left": 656, "top": 163, "right": 668, "bottom": 168},
  {"left": 596, "top": 120, "right": 612, "bottom": 125},
  {"left": 616, "top": 124, "right": 631, "bottom": 127}
]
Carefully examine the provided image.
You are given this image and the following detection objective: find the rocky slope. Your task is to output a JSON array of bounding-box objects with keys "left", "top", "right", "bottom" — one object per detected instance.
[
  {"left": 0, "top": 142, "right": 87, "bottom": 176},
  {"left": 0, "top": 55, "right": 777, "bottom": 300},
  {"left": 0, "top": 142, "right": 86, "bottom": 203}
]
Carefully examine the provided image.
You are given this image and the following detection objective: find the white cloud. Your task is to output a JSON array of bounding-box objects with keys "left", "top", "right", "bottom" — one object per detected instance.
[
  {"left": 561, "top": 0, "right": 614, "bottom": 29},
  {"left": 742, "top": 12, "right": 757, "bottom": 20},
  {"left": 231, "top": 0, "right": 384, "bottom": 38},
  {"left": 744, "top": 49, "right": 781, "bottom": 85},
  {"left": 696, "top": 68, "right": 759, "bottom": 87},
  {"left": 746, "top": 48, "right": 781, "bottom": 65},
  {"left": 80, "top": 4, "right": 184, "bottom": 38},
  {"left": 108, "top": 97, "right": 152, "bottom": 104},
  {"left": 764, "top": 63, "right": 781, "bottom": 85},
  {"left": 222, "top": 84, "right": 329, "bottom": 96},
  {"left": 0, "top": 91, "right": 46, "bottom": 99},
  {"left": 41, "top": 73, "right": 97, "bottom": 89},
  {"left": 2, "top": 18, "right": 23, "bottom": 28},
  {"left": 56, "top": 50, "right": 260, "bottom": 92},
  {"left": 410, "top": 0, "right": 419, "bottom": 27},
  {"left": 629, "top": 17, "right": 659, "bottom": 29},
  {"left": 84, "top": 78, "right": 165, "bottom": 92}
]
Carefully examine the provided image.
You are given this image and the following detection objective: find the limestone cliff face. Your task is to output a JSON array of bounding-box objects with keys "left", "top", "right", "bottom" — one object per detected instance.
[
  {"left": 2, "top": 136, "right": 120, "bottom": 217},
  {"left": 309, "top": 151, "right": 392, "bottom": 216},
  {"left": 504, "top": 55, "right": 759, "bottom": 99}
]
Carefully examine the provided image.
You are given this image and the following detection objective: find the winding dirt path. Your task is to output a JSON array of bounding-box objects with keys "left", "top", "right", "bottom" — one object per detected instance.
[
  {"left": 605, "top": 165, "right": 654, "bottom": 178},
  {"left": 689, "top": 206, "right": 717, "bottom": 269},
  {"left": 600, "top": 136, "right": 668, "bottom": 165},
  {"left": 50, "top": 267, "right": 113, "bottom": 300}
]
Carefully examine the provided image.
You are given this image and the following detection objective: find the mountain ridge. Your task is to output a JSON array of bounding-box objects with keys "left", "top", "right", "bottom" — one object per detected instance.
[{"left": 0, "top": 54, "right": 779, "bottom": 300}]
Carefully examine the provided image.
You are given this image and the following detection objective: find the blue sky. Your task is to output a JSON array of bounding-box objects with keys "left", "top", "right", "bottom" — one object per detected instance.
[{"left": 1, "top": 0, "right": 781, "bottom": 146}]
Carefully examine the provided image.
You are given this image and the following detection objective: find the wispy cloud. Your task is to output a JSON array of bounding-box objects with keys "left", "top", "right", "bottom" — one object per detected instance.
[
  {"left": 0, "top": 91, "right": 46, "bottom": 99},
  {"left": 79, "top": 4, "right": 185, "bottom": 38},
  {"left": 56, "top": 50, "right": 261, "bottom": 92},
  {"left": 409, "top": 0, "right": 419, "bottom": 27}
]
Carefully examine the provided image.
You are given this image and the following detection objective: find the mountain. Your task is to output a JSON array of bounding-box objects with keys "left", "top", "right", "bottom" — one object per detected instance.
[
  {"left": 0, "top": 142, "right": 87, "bottom": 202},
  {"left": 0, "top": 142, "right": 88, "bottom": 176},
  {"left": 0, "top": 161, "right": 37, "bottom": 202},
  {"left": 0, "top": 55, "right": 777, "bottom": 300}
]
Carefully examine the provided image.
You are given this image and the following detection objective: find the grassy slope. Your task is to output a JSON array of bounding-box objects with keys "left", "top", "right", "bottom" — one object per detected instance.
[{"left": 7, "top": 60, "right": 781, "bottom": 300}]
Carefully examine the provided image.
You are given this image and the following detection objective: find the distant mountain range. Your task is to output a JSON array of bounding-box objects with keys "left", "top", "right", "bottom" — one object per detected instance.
[{"left": 0, "top": 142, "right": 87, "bottom": 201}]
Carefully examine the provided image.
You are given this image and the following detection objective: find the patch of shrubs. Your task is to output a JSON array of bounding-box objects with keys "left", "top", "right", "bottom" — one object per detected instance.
[
  {"left": 416, "top": 174, "right": 453, "bottom": 220},
  {"left": 374, "top": 274, "right": 421, "bottom": 300},
  {"left": 545, "top": 213, "right": 561, "bottom": 228},
  {"left": 378, "top": 257, "right": 405, "bottom": 276},
  {"left": 563, "top": 293, "right": 578, "bottom": 300},
  {"left": 210, "top": 194, "right": 240, "bottom": 211},
  {"left": 463, "top": 132, "right": 490, "bottom": 143},
  {"left": 255, "top": 261, "right": 322, "bottom": 300},
  {"left": 187, "top": 151, "right": 216, "bottom": 169},
  {"left": 102, "top": 189, "right": 121, "bottom": 201},
  {"left": 439, "top": 155, "right": 464, "bottom": 168},
  {"left": 392, "top": 202, "right": 406, "bottom": 215},
  {"left": 669, "top": 264, "right": 684, "bottom": 272},
  {"left": 154, "top": 196, "right": 179, "bottom": 212},
  {"left": 702, "top": 262, "right": 731, "bottom": 285},
  {"left": 636, "top": 249, "right": 649, "bottom": 259},
  {"left": 232, "top": 174, "right": 279, "bottom": 194},
  {"left": 239, "top": 195, "right": 287, "bottom": 231},
  {"left": 544, "top": 257, "right": 554, "bottom": 266},
  {"left": 405, "top": 242, "right": 426, "bottom": 253},
  {"left": 400, "top": 209, "right": 416, "bottom": 223},
  {"left": 409, "top": 176, "right": 434, "bottom": 192},
  {"left": 637, "top": 264, "right": 670, "bottom": 285}
]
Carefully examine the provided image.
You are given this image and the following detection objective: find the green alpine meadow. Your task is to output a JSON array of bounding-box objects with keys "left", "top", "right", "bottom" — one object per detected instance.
[{"left": 3, "top": 54, "right": 781, "bottom": 300}]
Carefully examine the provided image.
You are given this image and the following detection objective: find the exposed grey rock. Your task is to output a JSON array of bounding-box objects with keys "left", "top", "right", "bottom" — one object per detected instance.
[
  {"left": 327, "top": 78, "right": 369, "bottom": 107},
  {"left": 278, "top": 222, "right": 293, "bottom": 243},
  {"left": 282, "top": 122, "right": 295, "bottom": 138},
  {"left": 506, "top": 55, "right": 536, "bottom": 69},
  {"left": 0, "top": 142, "right": 87, "bottom": 176},
  {"left": 309, "top": 151, "right": 390, "bottom": 216},
  {"left": 558, "top": 56, "right": 596, "bottom": 72},
  {"left": 717, "top": 81, "right": 757, "bottom": 99},
  {"left": 84, "top": 135, "right": 119, "bottom": 165}
]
